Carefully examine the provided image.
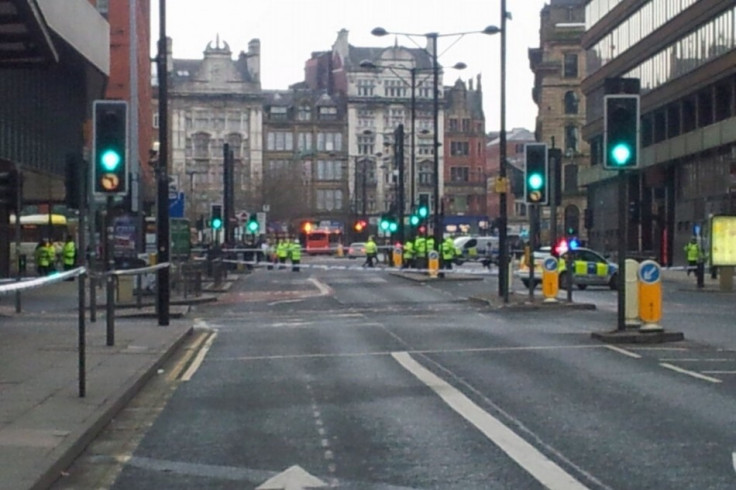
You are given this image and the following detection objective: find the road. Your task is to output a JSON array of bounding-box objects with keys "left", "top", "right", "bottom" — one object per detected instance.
[{"left": 58, "top": 257, "right": 736, "bottom": 489}]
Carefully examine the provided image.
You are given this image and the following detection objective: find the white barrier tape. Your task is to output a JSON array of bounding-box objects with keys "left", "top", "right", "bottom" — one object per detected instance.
[
  {"left": 0, "top": 267, "right": 86, "bottom": 296},
  {"left": 111, "top": 262, "right": 171, "bottom": 277},
  {"left": 221, "top": 258, "right": 495, "bottom": 276}
]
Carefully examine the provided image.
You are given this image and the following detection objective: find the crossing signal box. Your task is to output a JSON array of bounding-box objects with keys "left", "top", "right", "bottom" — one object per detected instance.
[
  {"left": 524, "top": 143, "right": 549, "bottom": 205},
  {"left": 0, "top": 166, "right": 19, "bottom": 210},
  {"left": 418, "top": 195, "right": 429, "bottom": 219},
  {"left": 93, "top": 100, "right": 128, "bottom": 196},
  {"left": 604, "top": 94, "right": 640, "bottom": 169}
]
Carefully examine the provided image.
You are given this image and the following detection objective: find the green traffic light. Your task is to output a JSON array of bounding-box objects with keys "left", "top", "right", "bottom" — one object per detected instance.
[
  {"left": 247, "top": 220, "right": 258, "bottom": 233},
  {"left": 610, "top": 143, "right": 632, "bottom": 165},
  {"left": 418, "top": 206, "right": 428, "bottom": 218},
  {"left": 389, "top": 222, "right": 398, "bottom": 233},
  {"left": 380, "top": 220, "right": 389, "bottom": 231},
  {"left": 527, "top": 173, "right": 544, "bottom": 190},
  {"left": 410, "top": 215, "right": 420, "bottom": 226},
  {"left": 212, "top": 218, "right": 223, "bottom": 230},
  {"left": 100, "top": 149, "right": 122, "bottom": 171}
]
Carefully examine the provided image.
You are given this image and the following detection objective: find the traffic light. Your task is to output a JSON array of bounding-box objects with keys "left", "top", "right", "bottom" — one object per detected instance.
[
  {"left": 211, "top": 204, "right": 223, "bottom": 230},
  {"left": 604, "top": 94, "right": 640, "bottom": 169},
  {"left": 354, "top": 219, "right": 367, "bottom": 232},
  {"left": 524, "top": 143, "right": 548, "bottom": 205},
  {"left": 0, "top": 166, "right": 19, "bottom": 211},
  {"left": 418, "top": 195, "right": 429, "bottom": 219},
  {"left": 409, "top": 213, "right": 420, "bottom": 227},
  {"left": 247, "top": 215, "right": 259, "bottom": 234},
  {"left": 93, "top": 100, "right": 128, "bottom": 195},
  {"left": 379, "top": 214, "right": 398, "bottom": 234}
]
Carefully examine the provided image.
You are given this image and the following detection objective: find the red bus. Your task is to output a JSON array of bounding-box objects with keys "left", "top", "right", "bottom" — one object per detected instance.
[{"left": 304, "top": 230, "right": 331, "bottom": 255}]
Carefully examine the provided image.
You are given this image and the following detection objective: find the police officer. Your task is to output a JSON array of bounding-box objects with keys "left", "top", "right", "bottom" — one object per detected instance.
[
  {"left": 441, "top": 236, "right": 455, "bottom": 270},
  {"left": 43, "top": 239, "right": 56, "bottom": 274},
  {"left": 363, "top": 235, "right": 378, "bottom": 268},
  {"left": 289, "top": 238, "right": 302, "bottom": 272},
  {"left": 684, "top": 237, "right": 699, "bottom": 276},
  {"left": 403, "top": 239, "right": 415, "bottom": 269},
  {"left": 276, "top": 238, "right": 289, "bottom": 269},
  {"left": 414, "top": 234, "right": 427, "bottom": 269}
]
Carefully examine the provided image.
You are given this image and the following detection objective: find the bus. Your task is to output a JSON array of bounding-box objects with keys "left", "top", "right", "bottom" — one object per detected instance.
[{"left": 301, "top": 223, "right": 344, "bottom": 255}]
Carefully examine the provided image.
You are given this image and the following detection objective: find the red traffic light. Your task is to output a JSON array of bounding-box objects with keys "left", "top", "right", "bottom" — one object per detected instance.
[
  {"left": 554, "top": 238, "right": 568, "bottom": 257},
  {"left": 354, "top": 219, "right": 367, "bottom": 232}
]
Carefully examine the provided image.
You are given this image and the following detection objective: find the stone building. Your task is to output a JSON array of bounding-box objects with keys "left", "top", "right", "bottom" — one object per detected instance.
[
  {"left": 528, "top": 0, "right": 588, "bottom": 244},
  {"left": 164, "top": 38, "right": 263, "bottom": 236},
  {"left": 444, "top": 76, "right": 488, "bottom": 235}
]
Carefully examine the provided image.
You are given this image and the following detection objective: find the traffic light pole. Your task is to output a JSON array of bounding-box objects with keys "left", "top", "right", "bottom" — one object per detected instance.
[
  {"left": 156, "top": 0, "right": 170, "bottom": 326},
  {"left": 617, "top": 170, "right": 627, "bottom": 331},
  {"left": 105, "top": 196, "right": 115, "bottom": 345}
]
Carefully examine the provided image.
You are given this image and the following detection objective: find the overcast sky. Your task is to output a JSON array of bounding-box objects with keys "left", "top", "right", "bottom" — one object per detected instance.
[{"left": 150, "top": 0, "right": 550, "bottom": 131}]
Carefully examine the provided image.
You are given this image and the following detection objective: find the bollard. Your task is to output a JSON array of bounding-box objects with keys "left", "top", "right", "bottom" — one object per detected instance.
[
  {"left": 624, "top": 259, "right": 640, "bottom": 328},
  {"left": 638, "top": 260, "right": 663, "bottom": 332},
  {"left": 428, "top": 251, "right": 439, "bottom": 278},
  {"left": 541, "top": 256, "right": 559, "bottom": 303}
]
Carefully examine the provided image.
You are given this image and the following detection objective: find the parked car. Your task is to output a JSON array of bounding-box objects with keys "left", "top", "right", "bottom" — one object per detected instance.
[
  {"left": 347, "top": 242, "right": 367, "bottom": 259},
  {"left": 516, "top": 246, "right": 618, "bottom": 290},
  {"left": 453, "top": 236, "right": 499, "bottom": 266}
]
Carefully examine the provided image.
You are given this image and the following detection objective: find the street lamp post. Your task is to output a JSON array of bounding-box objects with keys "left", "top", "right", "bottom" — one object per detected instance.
[
  {"left": 372, "top": 26, "right": 499, "bottom": 259},
  {"left": 498, "top": 0, "right": 510, "bottom": 302}
]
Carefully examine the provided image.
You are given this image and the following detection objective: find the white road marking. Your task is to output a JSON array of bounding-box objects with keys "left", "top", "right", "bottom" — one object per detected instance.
[
  {"left": 659, "top": 358, "right": 733, "bottom": 362},
  {"left": 659, "top": 363, "right": 722, "bottom": 383},
  {"left": 732, "top": 452, "right": 736, "bottom": 475},
  {"left": 267, "top": 299, "right": 305, "bottom": 306},
  {"left": 308, "top": 276, "right": 333, "bottom": 296},
  {"left": 701, "top": 371, "right": 736, "bottom": 375},
  {"left": 604, "top": 345, "right": 642, "bottom": 359},
  {"left": 181, "top": 328, "right": 218, "bottom": 381},
  {"left": 391, "top": 351, "right": 589, "bottom": 490}
]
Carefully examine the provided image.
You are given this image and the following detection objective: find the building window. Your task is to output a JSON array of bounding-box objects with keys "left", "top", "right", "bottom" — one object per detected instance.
[
  {"left": 319, "top": 106, "right": 338, "bottom": 120},
  {"left": 153, "top": 113, "right": 159, "bottom": 129},
  {"left": 297, "top": 132, "right": 313, "bottom": 152},
  {"left": 267, "top": 131, "right": 294, "bottom": 151},
  {"left": 449, "top": 119, "right": 458, "bottom": 131},
  {"left": 450, "top": 166, "right": 469, "bottom": 182},
  {"left": 226, "top": 133, "right": 243, "bottom": 159},
  {"left": 358, "top": 134, "right": 374, "bottom": 155},
  {"left": 417, "top": 80, "right": 432, "bottom": 98},
  {"left": 316, "top": 189, "right": 343, "bottom": 211},
  {"left": 316, "top": 160, "right": 343, "bottom": 181},
  {"left": 563, "top": 53, "right": 578, "bottom": 78},
  {"left": 266, "top": 159, "right": 290, "bottom": 174},
  {"left": 385, "top": 79, "right": 407, "bottom": 97},
  {"left": 357, "top": 79, "right": 375, "bottom": 96},
  {"left": 450, "top": 141, "right": 469, "bottom": 156},
  {"left": 418, "top": 142, "right": 434, "bottom": 156},
  {"left": 564, "top": 124, "right": 578, "bottom": 153},
  {"left": 564, "top": 91, "right": 579, "bottom": 114},
  {"left": 269, "top": 106, "right": 288, "bottom": 120},
  {"left": 317, "top": 132, "right": 343, "bottom": 152},
  {"left": 419, "top": 162, "right": 433, "bottom": 185},
  {"left": 297, "top": 105, "right": 311, "bottom": 121},
  {"left": 192, "top": 133, "right": 210, "bottom": 159},
  {"left": 462, "top": 119, "right": 470, "bottom": 131}
]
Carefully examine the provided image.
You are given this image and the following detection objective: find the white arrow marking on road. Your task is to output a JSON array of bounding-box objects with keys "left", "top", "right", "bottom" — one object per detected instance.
[
  {"left": 392, "top": 351, "right": 590, "bottom": 490},
  {"left": 256, "top": 465, "right": 327, "bottom": 490},
  {"left": 732, "top": 452, "right": 736, "bottom": 474}
]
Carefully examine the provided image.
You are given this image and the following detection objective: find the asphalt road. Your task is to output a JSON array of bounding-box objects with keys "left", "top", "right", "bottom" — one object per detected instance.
[{"left": 96, "top": 258, "right": 736, "bottom": 489}]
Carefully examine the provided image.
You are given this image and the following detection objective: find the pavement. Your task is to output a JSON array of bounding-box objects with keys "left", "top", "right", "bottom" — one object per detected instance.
[{"left": 0, "top": 274, "right": 232, "bottom": 490}]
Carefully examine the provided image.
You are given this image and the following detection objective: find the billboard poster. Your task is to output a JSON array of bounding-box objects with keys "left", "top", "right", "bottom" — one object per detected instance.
[
  {"left": 710, "top": 215, "right": 736, "bottom": 266},
  {"left": 113, "top": 215, "right": 139, "bottom": 258}
]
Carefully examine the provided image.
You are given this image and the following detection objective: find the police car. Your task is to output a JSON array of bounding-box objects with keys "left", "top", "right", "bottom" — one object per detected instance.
[{"left": 517, "top": 242, "right": 618, "bottom": 290}]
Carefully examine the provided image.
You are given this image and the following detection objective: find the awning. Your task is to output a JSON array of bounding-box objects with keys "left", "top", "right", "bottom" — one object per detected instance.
[{"left": 0, "top": 0, "right": 58, "bottom": 67}]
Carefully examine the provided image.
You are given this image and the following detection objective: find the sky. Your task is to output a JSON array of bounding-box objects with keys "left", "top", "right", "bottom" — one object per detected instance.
[{"left": 150, "top": 0, "right": 549, "bottom": 131}]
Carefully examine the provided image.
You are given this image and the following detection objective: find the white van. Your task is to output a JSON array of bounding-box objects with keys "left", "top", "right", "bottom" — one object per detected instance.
[{"left": 453, "top": 236, "right": 499, "bottom": 266}]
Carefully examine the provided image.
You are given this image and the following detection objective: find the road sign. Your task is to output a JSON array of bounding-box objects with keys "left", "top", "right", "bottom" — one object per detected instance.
[
  {"left": 169, "top": 192, "right": 184, "bottom": 218},
  {"left": 638, "top": 260, "right": 661, "bottom": 284},
  {"left": 543, "top": 256, "right": 558, "bottom": 272},
  {"left": 542, "top": 256, "right": 559, "bottom": 302},
  {"left": 638, "top": 259, "right": 662, "bottom": 330}
]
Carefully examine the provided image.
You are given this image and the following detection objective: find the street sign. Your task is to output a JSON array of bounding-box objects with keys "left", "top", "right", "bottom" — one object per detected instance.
[
  {"left": 543, "top": 256, "right": 558, "bottom": 272},
  {"left": 638, "top": 260, "right": 661, "bottom": 284},
  {"left": 169, "top": 192, "right": 184, "bottom": 218}
]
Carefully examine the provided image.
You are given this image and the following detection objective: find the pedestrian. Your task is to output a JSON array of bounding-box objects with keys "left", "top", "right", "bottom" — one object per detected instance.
[
  {"left": 441, "top": 236, "right": 455, "bottom": 271},
  {"left": 684, "top": 237, "right": 699, "bottom": 276},
  {"left": 43, "top": 238, "right": 56, "bottom": 275},
  {"left": 363, "top": 235, "right": 378, "bottom": 268},
  {"left": 34, "top": 240, "right": 47, "bottom": 276},
  {"left": 403, "top": 239, "right": 415, "bottom": 269},
  {"left": 276, "top": 238, "right": 289, "bottom": 269}
]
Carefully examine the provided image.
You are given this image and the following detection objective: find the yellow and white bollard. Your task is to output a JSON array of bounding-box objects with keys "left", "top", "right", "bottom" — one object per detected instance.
[
  {"left": 638, "top": 260, "right": 663, "bottom": 331},
  {"left": 624, "top": 258, "right": 640, "bottom": 327},
  {"left": 393, "top": 246, "right": 403, "bottom": 268},
  {"left": 541, "top": 256, "right": 559, "bottom": 303},
  {"left": 336, "top": 243, "right": 344, "bottom": 258},
  {"left": 428, "top": 250, "right": 439, "bottom": 278}
]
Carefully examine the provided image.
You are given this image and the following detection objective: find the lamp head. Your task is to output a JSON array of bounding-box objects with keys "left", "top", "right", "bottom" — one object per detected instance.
[
  {"left": 452, "top": 62, "right": 467, "bottom": 70},
  {"left": 482, "top": 25, "right": 501, "bottom": 35},
  {"left": 371, "top": 27, "right": 389, "bottom": 37}
]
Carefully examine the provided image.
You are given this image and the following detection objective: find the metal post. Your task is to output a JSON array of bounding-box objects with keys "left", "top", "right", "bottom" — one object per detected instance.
[
  {"left": 105, "top": 196, "right": 115, "bottom": 346},
  {"left": 156, "top": 0, "right": 170, "bottom": 326},
  {"left": 396, "top": 124, "right": 405, "bottom": 244},
  {"left": 77, "top": 183, "right": 87, "bottom": 397},
  {"left": 528, "top": 204, "right": 536, "bottom": 301},
  {"left": 617, "top": 170, "right": 627, "bottom": 331},
  {"left": 14, "top": 170, "right": 21, "bottom": 313},
  {"left": 498, "top": 0, "right": 509, "bottom": 302},
  {"left": 430, "top": 33, "right": 441, "bottom": 260},
  {"left": 410, "top": 68, "right": 416, "bottom": 207}
]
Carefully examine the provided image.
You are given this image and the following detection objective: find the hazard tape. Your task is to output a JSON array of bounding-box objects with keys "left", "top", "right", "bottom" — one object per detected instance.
[
  {"left": 221, "top": 258, "right": 496, "bottom": 276},
  {"left": 0, "top": 267, "right": 86, "bottom": 296}
]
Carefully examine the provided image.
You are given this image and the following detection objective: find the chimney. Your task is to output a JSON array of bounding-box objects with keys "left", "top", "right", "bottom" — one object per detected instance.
[{"left": 247, "top": 38, "right": 260, "bottom": 83}]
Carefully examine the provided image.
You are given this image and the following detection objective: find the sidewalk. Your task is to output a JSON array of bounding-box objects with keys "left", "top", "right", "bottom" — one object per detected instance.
[{"left": 0, "top": 278, "right": 224, "bottom": 490}]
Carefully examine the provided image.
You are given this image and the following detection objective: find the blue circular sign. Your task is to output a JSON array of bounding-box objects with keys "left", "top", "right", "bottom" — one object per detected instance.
[
  {"left": 543, "top": 256, "right": 558, "bottom": 272},
  {"left": 638, "top": 260, "right": 661, "bottom": 284}
]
